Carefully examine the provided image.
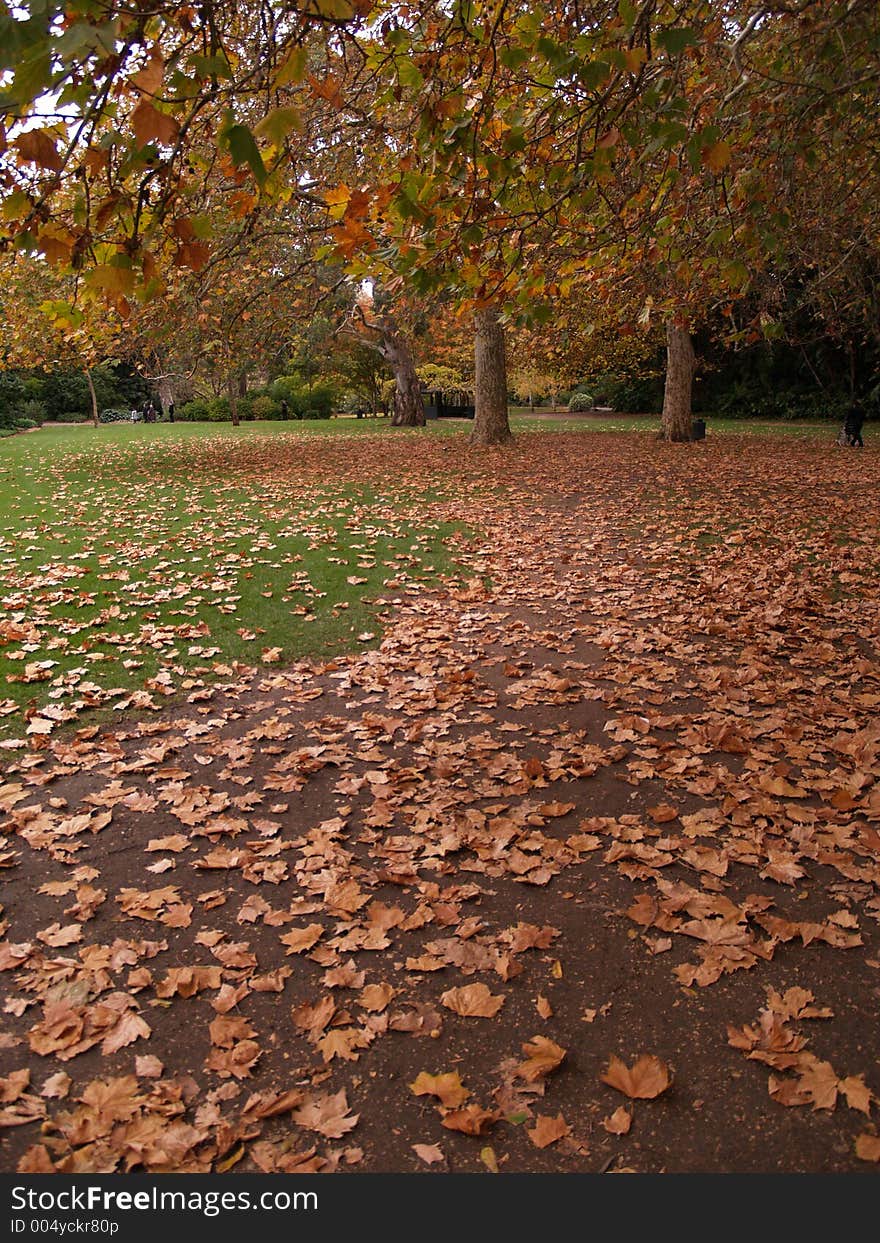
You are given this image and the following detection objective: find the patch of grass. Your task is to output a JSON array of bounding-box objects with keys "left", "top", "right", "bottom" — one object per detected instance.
[{"left": 0, "top": 425, "right": 463, "bottom": 744}]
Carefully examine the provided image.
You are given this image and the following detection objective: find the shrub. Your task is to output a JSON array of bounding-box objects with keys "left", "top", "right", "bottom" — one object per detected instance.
[
  {"left": 12, "top": 417, "right": 37, "bottom": 429},
  {"left": 206, "top": 396, "right": 231, "bottom": 421},
  {"left": 15, "top": 399, "right": 47, "bottom": 425},
  {"left": 568, "top": 391, "right": 594, "bottom": 412},
  {"left": 249, "top": 394, "right": 281, "bottom": 419},
  {"left": 178, "top": 398, "right": 211, "bottom": 421},
  {"left": 98, "top": 408, "right": 130, "bottom": 423},
  {"left": 269, "top": 377, "right": 336, "bottom": 418}
]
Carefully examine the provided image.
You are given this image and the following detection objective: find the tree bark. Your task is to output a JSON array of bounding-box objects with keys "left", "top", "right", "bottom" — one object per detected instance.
[
  {"left": 227, "top": 372, "right": 240, "bottom": 427},
  {"left": 471, "top": 307, "right": 511, "bottom": 445},
  {"left": 156, "top": 375, "right": 175, "bottom": 418},
  {"left": 85, "top": 368, "right": 99, "bottom": 428},
  {"left": 383, "top": 332, "right": 425, "bottom": 426},
  {"left": 660, "top": 322, "right": 695, "bottom": 442}
]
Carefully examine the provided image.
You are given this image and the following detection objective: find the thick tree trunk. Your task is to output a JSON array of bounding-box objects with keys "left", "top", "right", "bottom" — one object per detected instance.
[
  {"left": 227, "top": 372, "right": 240, "bottom": 428},
  {"left": 156, "top": 375, "right": 175, "bottom": 418},
  {"left": 384, "top": 333, "right": 425, "bottom": 426},
  {"left": 85, "top": 368, "right": 99, "bottom": 428},
  {"left": 660, "top": 322, "right": 695, "bottom": 442},
  {"left": 471, "top": 307, "right": 511, "bottom": 445}
]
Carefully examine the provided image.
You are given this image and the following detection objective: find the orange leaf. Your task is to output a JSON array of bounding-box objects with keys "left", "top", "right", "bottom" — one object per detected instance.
[
  {"left": 600, "top": 1054, "right": 671, "bottom": 1099},
  {"left": 15, "top": 129, "right": 62, "bottom": 172},
  {"left": 601, "top": 1106, "right": 632, "bottom": 1134},
  {"left": 409, "top": 1071, "right": 470, "bottom": 1109},
  {"left": 527, "top": 1113, "right": 570, "bottom": 1148},
  {"left": 855, "top": 1134, "right": 880, "bottom": 1162},
  {"left": 132, "top": 99, "right": 179, "bottom": 148},
  {"left": 516, "top": 1036, "right": 566, "bottom": 1082},
  {"left": 440, "top": 983, "right": 505, "bottom": 1018},
  {"left": 441, "top": 1105, "right": 500, "bottom": 1136}
]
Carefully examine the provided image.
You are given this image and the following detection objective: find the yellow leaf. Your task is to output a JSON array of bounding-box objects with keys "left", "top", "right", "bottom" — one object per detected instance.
[
  {"left": 84, "top": 265, "right": 136, "bottom": 296},
  {"left": 704, "top": 141, "right": 731, "bottom": 172},
  {"left": 479, "top": 1146, "right": 498, "bottom": 1172}
]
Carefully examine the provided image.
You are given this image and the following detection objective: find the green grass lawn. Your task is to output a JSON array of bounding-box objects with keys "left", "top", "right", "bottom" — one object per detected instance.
[{"left": 0, "top": 422, "right": 464, "bottom": 745}]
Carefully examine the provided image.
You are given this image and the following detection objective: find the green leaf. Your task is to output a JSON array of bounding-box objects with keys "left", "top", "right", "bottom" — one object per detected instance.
[
  {"left": 275, "top": 45, "right": 308, "bottom": 88},
  {"left": 656, "top": 27, "right": 698, "bottom": 56},
  {"left": 222, "top": 124, "right": 266, "bottom": 186},
  {"left": 397, "top": 58, "right": 424, "bottom": 90},
  {"left": 255, "top": 106, "right": 302, "bottom": 146}
]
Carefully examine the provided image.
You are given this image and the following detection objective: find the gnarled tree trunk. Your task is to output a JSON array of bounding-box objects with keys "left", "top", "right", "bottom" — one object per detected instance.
[
  {"left": 471, "top": 306, "right": 511, "bottom": 445},
  {"left": 383, "top": 331, "right": 425, "bottom": 426},
  {"left": 660, "top": 322, "right": 695, "bottom": 442},
  {"left": 156, "top": 375, "right": 175, "bottom": 418}
]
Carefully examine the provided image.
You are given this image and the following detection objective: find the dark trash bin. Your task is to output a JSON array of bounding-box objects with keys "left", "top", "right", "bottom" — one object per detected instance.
[{"left": 691, "top": 418, "right": 706, "bottom": 441}]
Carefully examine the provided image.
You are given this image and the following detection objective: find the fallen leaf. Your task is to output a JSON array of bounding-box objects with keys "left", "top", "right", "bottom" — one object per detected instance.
[
  {"left": 440, "top": 983, "right": 505, "bottom": 1018},
  {"left": 600, "top": 1054, "right": 672, "bottom": 1100},
  {"left": 527, "top": 1113, "right": 570, "bottom": 1148}
]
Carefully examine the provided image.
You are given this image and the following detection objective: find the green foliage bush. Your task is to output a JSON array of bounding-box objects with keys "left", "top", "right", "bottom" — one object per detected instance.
[
  {"left": 698, "top": 378, "right": 832, "bottom": 421},
  {"left": 567, "top": 391, "right": 594, "bottom": 412},
  {"left": 269, "top": 377, "right": 336, "bottom": 418},
  {"left": 12, "top": 417, "right": 37, "bottom": 429},
  {"left": 54, "top": 410, "right": 91, "bottom": 423},
  {"left": 98, "top": 408, "right": 130, "bottom": 424},
  {"left": 249, "top": 394, "right": 281, "bottom": 419},
  {"left": 15, "top": 399, "right": 47, "bottom": 425},
  {"left": 178, "top": 398, "right": 211, "bottom": 421}
]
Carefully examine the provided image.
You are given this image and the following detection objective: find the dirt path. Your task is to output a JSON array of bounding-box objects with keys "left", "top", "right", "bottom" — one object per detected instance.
[{"left": 1, "top": 433, "right": 879, "bottom": 1173}]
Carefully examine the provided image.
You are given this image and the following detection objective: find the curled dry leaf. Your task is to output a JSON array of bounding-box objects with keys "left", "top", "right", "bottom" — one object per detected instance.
[
  {"left": 516, "top": 1036, "right": 566, "bottom": 1082},
  {"left": 440, "top": 983, "right": 505, "bottom": 1018},
  {"left": 410, "top": 1071, "right": 470, "bottom": 1109},
  {"left": 601, "top": 1055, "right": 672, "bottom": 1100},
  {"left": 441, "top": 1105, "right": 500, "bottom": 1136},
  {"left": 601, "top": 1106, "right": 633, "bottom": 1135}
]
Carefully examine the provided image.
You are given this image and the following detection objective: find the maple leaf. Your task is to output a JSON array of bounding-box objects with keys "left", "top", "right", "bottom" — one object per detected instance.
[
  {"left": 439, "top": 983, "right": 505, "bottom": 1018},
  {"left": 410, "top": 1071, "right": 470, "bottom": 1109},
  {"left": 441, "top": 1105, "right": 500, "bottom": 1136},
  {"left": 316, "top": 1028, "right": 369, "bottom": 1063},
  {"left": 516, "top": 1036, "right": 567, "bottom": 1082},
  {"left": 358, "top": 983, "right": 396, "bottom": 1012},
  {"left": 600, "top": 1055, "right": 672, "bottom": 1100},
  {"left": 527, "top": 1113, "right": 570, "bottom": 1148},
  {"left": 280, "top": 923, "right": 324, "bottom": 954},
  {"left": 292, "top": 1089, "right": 359, "bottom": 1138}
]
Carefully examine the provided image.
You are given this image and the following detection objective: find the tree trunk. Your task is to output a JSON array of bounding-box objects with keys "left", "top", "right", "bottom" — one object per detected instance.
[
  {"left": 660, "top": 322, "right": 695, "bottom": 442},
  {"left": 471, "top": 307, "right": 511, "bottom": 445},
  {"left": 384, "top": 333, "right": 425, "bottom": 426},
  {"left": 85, "top": 368, "right": 99, "bottom": 428},
  {"left": 227, "top": 372, "right": 240, "bottom": 428},
  {"left": 156, "top": 375, "right": 175, "bottom": 418}
]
